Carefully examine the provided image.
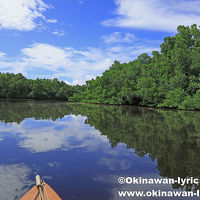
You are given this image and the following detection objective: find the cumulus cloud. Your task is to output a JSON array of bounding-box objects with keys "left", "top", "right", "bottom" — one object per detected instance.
[
  {"left": 19, "top": 116, "right": 109, "bottom": 153},
  {"left": 0, "top": 0, "right": 55, "bottom": 31},
  {"left": 0, "top": 115, "right": 109, "bottom": 153},
  {"left": 22, "top": 43, "right": 69, "bottom": 70},
  {"left": 102, "top": 0, "right": 200, "bottom": 32},
  {"left": 0, "top": 164, "right": 33, "bottom": 200},
  {"left": 102, "top": 32, "right": 135, "bottom": 43},
  {"left": 0, "top": 41, "right": 159, "bottom": 84}
]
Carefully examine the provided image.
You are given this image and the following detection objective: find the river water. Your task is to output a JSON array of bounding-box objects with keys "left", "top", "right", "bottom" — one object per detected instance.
[{"left": 0, "top": 99, "right": 200, "bottom": 200}]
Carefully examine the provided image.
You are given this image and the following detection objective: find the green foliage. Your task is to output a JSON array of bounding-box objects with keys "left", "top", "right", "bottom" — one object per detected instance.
[
  {"left": 69, "top": 24, "right": 200, "bottom": 110},
  {"left": 158, "top": 88, "right": 185, "bottom": 108},
  {"left": 0, "top": 73, "right": 77, "bottom": 100},
  {"left": 1, "top": 24, "right": 200, "bottom": 109},
  {"left": 180, "top": 90, "right": 200, "bottom": 110}
]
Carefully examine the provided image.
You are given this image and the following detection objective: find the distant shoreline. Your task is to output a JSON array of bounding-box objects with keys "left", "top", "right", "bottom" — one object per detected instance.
[{"left": 1, "top": 97, "right": 199, "bottom": 112}]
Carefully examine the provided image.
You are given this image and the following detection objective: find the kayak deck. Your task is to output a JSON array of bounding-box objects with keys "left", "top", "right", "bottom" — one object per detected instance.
[{"left": 19, "top": 176, "right": 62, "bottom": 200}]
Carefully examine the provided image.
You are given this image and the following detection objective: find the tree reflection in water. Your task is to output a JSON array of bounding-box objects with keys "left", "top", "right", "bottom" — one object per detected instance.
[{"left": 1, "top": 99, "right": 200, "bottom": 191}]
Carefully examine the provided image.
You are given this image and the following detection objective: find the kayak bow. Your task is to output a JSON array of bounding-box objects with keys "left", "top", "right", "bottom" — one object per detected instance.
[{"left": 19, "top": 175, "right": 62, "bottom": 200}]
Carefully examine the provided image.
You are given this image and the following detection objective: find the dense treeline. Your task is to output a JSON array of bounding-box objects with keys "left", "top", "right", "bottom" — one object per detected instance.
[
  {"left": 1, "top": 25, "right": 200, "bottom": 109},
  {"left": 0, "top": 73, "right": 82, "bottom": 100},
  {"left": 70, "top": 25, "right": 200, "bottom": 110}
]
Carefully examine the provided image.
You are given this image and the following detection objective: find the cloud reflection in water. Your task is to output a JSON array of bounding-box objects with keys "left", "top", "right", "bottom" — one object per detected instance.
[
  {"left": 0, "top": 115, "right": 109, "bottom": 153},
  {"left": 0, "top": 164, "right": 33, "bottom": 200}
]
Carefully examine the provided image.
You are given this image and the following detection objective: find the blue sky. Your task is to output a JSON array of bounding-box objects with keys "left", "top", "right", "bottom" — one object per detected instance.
[{"left": 0, "top": 0, "right": 200, "bottom": 85}]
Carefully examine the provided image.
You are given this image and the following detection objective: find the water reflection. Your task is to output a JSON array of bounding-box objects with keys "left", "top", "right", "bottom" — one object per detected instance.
[
  {"left": 66, "top": 103, "right": 200, "bottom": 191},
  {"left": 0, "top": 116, "right": 108, "bottom": 153},
  {"left": 19, "top": 116, "right": 108, "bottom": 153},
  {"left": 0, "top": 164, "right": 33, "bottom": 200},
  {"left": 0, "top": 99, "right": 200, "bottom": 199}
]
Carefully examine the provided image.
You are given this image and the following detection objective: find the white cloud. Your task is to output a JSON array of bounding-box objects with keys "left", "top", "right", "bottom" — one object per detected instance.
[
  {"left": 19, "top": 116, "right": 109, "bottom": 153},
  {"left": 0, "top": 41, "right": 159, "bottom": 85},
  {"left": 0, "top": 164, "right": 33, "bottom": 200},
  {"left": 0, "top": 0, "right": 55, "bottom": 31},
  {"left": 0, "top": 52, "right": 6, "bottom": 57},
  {"left": 46, "top": 18, "right": 58, "bottom": 23},
  {"left": 102, "top": 0, "right": 200, "bottom": 32},
  {"left": 0, "top": 115, "right": 109, "bottom": 153},
  {"left": 103, "top": 32, "right": 135, "bottom": 43},
  {"left": 22, "top": 43, "right": 69, "bottom": 69},
  {"left": 52, "top": 30, "right": 65, "bottom": 36}
]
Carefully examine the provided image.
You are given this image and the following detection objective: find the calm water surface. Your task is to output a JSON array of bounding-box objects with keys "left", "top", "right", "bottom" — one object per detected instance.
[{"left": 0, "top": 99, "right": 200, "bottom": 200}]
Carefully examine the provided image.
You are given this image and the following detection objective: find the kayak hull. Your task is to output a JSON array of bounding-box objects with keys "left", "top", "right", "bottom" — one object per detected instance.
[{"left": 19, "top": 182, "right": 62, "bottom": 200}]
